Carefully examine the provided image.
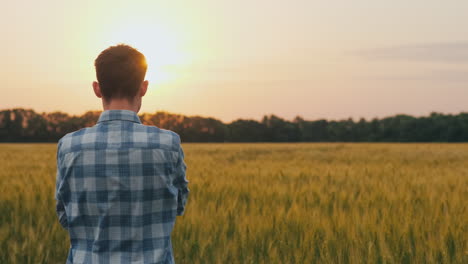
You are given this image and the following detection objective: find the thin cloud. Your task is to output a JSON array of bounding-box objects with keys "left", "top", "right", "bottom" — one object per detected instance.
[
  {"left": 365, "top": 69, "right": 468, "bottom": 83},
  {"left": 357, "top": 42, "right": 468, "bottom": 64}
]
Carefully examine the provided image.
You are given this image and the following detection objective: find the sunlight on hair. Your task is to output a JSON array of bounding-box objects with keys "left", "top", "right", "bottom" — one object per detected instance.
[{"left": 102, "top": 22, "right": 190, "bottom": 86}]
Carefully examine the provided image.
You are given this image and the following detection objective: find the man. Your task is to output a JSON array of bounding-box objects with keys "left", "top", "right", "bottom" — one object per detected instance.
[{"left": 55, "top": 44, "right": 189, "bottom": 264}]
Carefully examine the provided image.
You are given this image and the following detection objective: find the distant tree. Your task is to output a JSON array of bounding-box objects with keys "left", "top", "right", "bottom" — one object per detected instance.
[
  {"left": 80, "top": 111, "right": 101, "bottom": 128},
  {"left": 327, "top": 118, "right": 356, "bottom": 142},
  {"left": 228, "top": 119, "right": 267, "bottom": 142},
  {"left": 2, "top": 108, "right": 468, "bottom": 142},
  {"left": 296, "top": 119, "right": 329, "bottom": 142},
  {"left": 44, "top": 112, "right": 72, "bottom": 140},
  {"left": 354, "top": 118, "right": 371, "bottom": 142},
  {"left": 178, "top": 116, "right": 227, "bottom": 142},
  {"left": 0, "top": 109, "right": 48, "bottom": 142},
  {"left": 262, "top": 115, "right": 300, "bottom": 142}
]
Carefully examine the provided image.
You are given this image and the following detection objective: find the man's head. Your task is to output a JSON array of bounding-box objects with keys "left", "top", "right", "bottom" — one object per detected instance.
[{"left": 93, "top": 44, "right": 148, "bottom": 112}]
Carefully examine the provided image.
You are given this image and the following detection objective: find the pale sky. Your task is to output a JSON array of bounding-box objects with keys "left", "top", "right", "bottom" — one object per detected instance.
[{"left": 1, "top": 0, "right": 468, "bottom": 122}]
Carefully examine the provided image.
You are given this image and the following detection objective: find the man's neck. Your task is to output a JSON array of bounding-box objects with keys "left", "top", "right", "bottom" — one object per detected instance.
[{"left": 102, "top": 98, "right": 140, "bottom": 113}]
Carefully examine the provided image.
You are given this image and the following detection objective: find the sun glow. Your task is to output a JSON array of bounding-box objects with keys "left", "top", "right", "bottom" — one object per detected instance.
[{"left": 99, "top": 20, "right": 190, "bottom": 85}]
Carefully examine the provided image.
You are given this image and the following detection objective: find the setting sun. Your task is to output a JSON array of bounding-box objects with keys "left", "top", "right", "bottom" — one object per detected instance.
[{"left": 96, "top": 18, "right": 191, "bottom": 85}]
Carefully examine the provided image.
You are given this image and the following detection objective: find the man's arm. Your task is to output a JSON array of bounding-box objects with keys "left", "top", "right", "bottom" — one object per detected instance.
[
  {"left": 55, "top": 141, "right": 68, "bottom": 229},
  {"left": 55, "top": 192, "right": 68, "bottom": 229},
  {"left": 174, "top": 145, "right": 189, "bottom": 216}
]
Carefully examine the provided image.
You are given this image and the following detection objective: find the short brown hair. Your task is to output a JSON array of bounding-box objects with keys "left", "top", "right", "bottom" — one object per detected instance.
[{"left": 94, "top": 44, "right": 147, "bottom": 100}]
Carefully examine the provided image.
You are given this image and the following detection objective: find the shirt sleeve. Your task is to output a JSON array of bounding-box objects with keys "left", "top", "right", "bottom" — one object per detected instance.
[
  {"left": 55, "top": 141, "right": 68, "bottom": 229},
  {"left": 174, "top": 145, "right": 189, "bottom": 216}
]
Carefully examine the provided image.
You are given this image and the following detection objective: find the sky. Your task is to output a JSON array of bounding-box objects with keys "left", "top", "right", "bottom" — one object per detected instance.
[{"left": 1, "top": 0, "right": 468, "bottom": 122}]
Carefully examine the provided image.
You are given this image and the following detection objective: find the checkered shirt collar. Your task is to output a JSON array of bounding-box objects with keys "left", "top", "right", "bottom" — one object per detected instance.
[{"left": 97, "top": 109, "right": 142, "bottom": 124}]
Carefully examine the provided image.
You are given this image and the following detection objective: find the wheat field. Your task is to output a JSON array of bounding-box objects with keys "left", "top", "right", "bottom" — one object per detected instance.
[{"left": 0, "top": 143, "right": 467, "bottom": 263}]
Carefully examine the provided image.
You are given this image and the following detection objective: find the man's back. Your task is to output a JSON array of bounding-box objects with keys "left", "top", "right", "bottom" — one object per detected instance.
[{"left": 55, "top": 109, "right": 189, "bottom": 264}]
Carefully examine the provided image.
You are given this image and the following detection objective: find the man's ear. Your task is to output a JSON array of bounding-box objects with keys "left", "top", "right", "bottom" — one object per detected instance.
[
  {"left": 140, "top": 80, "right": 149, "bottom": 97},
  {"left": 93, "top": 81, "right": 102, "bottom": 98}
]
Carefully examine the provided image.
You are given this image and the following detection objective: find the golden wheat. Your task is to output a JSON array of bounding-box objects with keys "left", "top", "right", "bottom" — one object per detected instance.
[{"left": 0, "top": 143, "right": 467, "bottom": 263}]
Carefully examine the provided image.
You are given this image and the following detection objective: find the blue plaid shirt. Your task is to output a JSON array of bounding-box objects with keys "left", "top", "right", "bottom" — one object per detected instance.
[{"left": 55, "top": 110, "right": 189, "bottom": 264}]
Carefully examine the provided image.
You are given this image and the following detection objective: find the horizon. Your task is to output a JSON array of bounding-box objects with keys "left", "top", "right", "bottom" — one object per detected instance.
[
  {"left": 2, "top": 106, "right": 467, "bottom": 123},
  {"left": 2, "top": 1, "right": 468, "bottom": 122}
]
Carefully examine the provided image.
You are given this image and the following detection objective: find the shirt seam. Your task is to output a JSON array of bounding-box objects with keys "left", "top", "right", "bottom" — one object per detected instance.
[{"left": 59, "top": 146, "right": 180, "bottom": 157}]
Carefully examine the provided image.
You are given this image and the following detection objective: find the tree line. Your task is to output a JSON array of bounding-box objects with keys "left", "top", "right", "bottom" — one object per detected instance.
[{"left": 1, "top": 108, "right": 468, "bottom": 142}]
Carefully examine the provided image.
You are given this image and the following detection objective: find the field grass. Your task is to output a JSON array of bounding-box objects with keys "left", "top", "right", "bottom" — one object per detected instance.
[{"left": 0, "top": 143, "right": 467, "bottom": 263}]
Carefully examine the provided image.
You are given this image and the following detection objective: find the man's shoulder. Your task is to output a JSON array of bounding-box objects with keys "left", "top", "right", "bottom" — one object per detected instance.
[
  {"left": 57, "top": 124, "right": 181, "bottom": 154},
  {"left": 139, "top": 125, "right": 182, "bottom": 151},
  {"left": 57, "top": 127, "right": 94, "bottom": 154}
]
